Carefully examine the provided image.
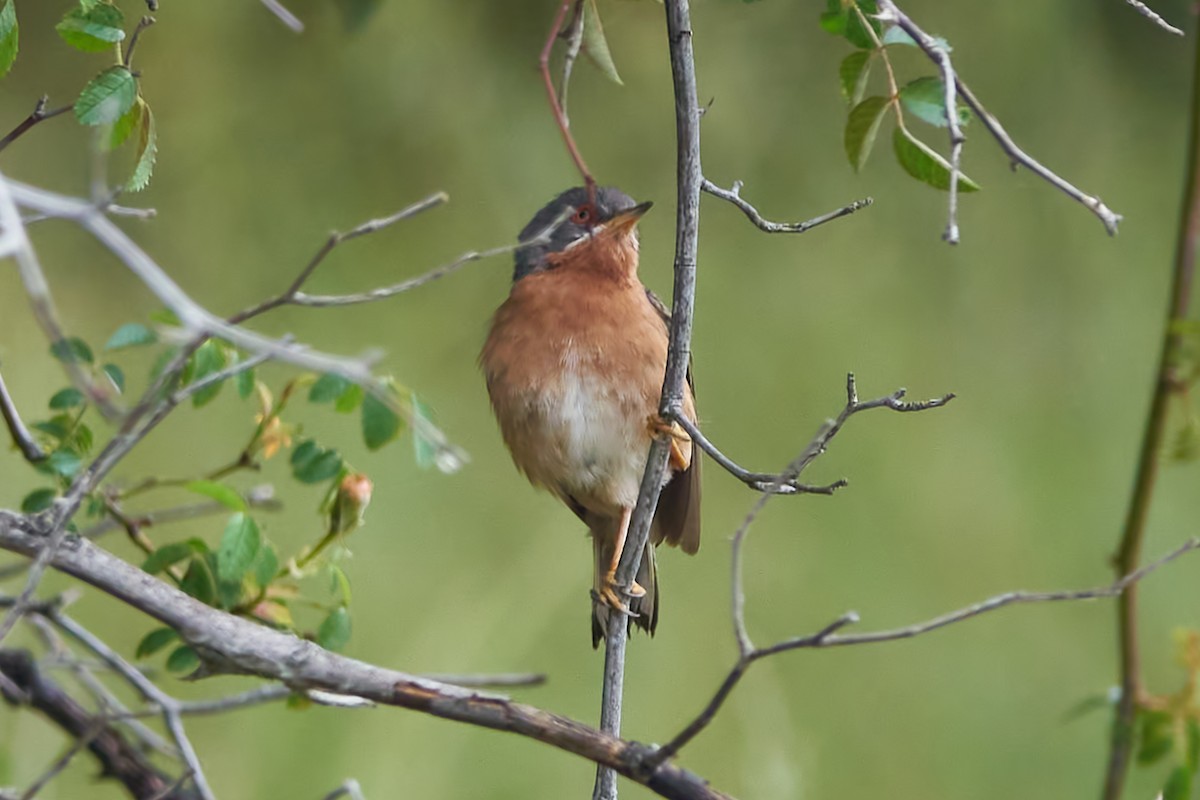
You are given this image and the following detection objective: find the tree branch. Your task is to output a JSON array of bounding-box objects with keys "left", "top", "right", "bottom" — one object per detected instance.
[
  {"left": 700, "top": 179, "right": 871, "bottom": 235},
  {"left": 0, "top": 514, "right": 735, "bottom": 800},
  {"left": 259, "top": 0, "right": 304, "bottom": 33},
  {"left": 0, "top": 365, "right": 45, "bottom": 463},
  {"left": 0, "top": 96, "right": 72, "bottom": 155},
  {"left": 1123, "top": 0, "right": 1184, "bottom": 36}
]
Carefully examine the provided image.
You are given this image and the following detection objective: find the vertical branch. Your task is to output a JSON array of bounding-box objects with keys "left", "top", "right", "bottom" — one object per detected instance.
[
  {"left": 540, "top": 0, "right": 597, "bottom": 199},
  {"left": 1102, "top": 30, "right": 1200, "bottom": 800},
  {"left": 593, "top": 1, "right": 701, "bottom": 798}
]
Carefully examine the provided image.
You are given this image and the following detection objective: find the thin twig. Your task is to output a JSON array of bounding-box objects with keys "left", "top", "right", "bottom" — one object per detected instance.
[
  {"left": 0, "top": 517, "right": 73, "bottom": 648},
  {"left": 0, "top": 97, "right": 72, "bottom": 155},
  {"left": 259, "top": 0, "right": 304, "bottom": 32},
  {"left": 1102, "top": 22, "right": 1200, "bottom": 800},
  {"left": 700, "top": 179, "right": 871, "bottom": 234},
  {"left": 171, "top": 348, "right": 275, "bottom": 404},
  {"left": 0, "top": 366, "right": 45, "bottom": 463},
  {"left": 123, "top": 16, "right": 156, "bottom": 68},
  {"left": 321, "top": 779, "right": 366, "bottom": 800},
  {"left": 539, "top": 0, "right": 596, "bottom": 200},
  {"left": 1123, "top": 0, "right": 1184, "bottom": 35},
  {"left": 558, "top": 0, "right": 587, "bottom": 126},
  {"left": 20, "top": 723, "right": 104, "bottom": 800}
]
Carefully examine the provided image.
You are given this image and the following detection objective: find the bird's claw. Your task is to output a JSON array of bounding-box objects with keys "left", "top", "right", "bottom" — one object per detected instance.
[{"left": 598, "top": 572, "right": 645, "bottom": 617}]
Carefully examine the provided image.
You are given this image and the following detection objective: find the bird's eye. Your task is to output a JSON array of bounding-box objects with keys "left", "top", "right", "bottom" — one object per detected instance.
[{"left": 572, "top": 205, "right": 594, "bottom": 225}]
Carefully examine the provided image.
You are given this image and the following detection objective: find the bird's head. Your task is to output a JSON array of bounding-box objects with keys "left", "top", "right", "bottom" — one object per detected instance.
[{"left": 512, "top": 186, "right": 652, "bottom": 282}]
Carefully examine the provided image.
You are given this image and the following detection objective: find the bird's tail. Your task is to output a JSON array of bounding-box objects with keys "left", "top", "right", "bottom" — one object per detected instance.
[{"left": 591, "top": 534, "right": 658, "bottom": 648}]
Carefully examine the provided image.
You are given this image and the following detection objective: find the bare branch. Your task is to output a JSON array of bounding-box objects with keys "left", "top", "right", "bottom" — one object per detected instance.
[
  {"left": 123, "top": 16, "right": 156, "bottom": 68},
  {"left": 259, "top": 0, "right": 304, "bottom": 33},
  {"left": 0, "top": 365, "right": 45, "bottom": 463},
  {"left": 0, "top": 97, "right": 72, "bottom": 155},
  {"left": 1123, "top": 0, "right": 1184, "bottom": 35},
  {"left": 874, "top": 2, "right": 1123, "bottom": 236},
  {"left": 700, "top": 179, "right": 871, "bottom": 234},
  {"left": 0, "top": 514, "right": 734, "bottom": 800}
]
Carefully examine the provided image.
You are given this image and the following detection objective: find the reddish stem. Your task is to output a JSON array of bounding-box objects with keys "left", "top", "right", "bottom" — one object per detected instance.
[{"left": 540, "top": 0, "right": 597, "bottom": 205}]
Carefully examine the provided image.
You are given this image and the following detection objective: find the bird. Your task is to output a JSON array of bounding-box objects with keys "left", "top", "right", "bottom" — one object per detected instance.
[{"left": 480, "top": 185, "right": 701, "bottom": 647}]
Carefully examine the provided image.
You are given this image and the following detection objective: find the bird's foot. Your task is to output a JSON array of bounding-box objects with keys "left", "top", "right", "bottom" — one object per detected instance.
[
  {"left": 597, "top": 570, "right": 645, "bottom": 617},
  {"left": 646, "top": 414, "right": 690, "bottom": 443}
]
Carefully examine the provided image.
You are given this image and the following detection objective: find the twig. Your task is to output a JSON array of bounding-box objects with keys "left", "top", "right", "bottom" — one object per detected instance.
[
  {"left": 259, "top": 0, "right": 304, "bottom": 33},
  {"left": 20, "top": 723, "right": 105, "bottom": 800},
  {"left": 49, "top": 611, "right": 216, "bottom": 800},
  {"left": 539, "top": 0, "right": 596, "bottom": 200},
  {"left": 228, "top": 193, "right": 448, "bottom": 323},
  {"left": 321, "top": 779, "right": 366, "bottom": 800},
  {"left": 1123, "top": 0, "right": 1184, "bottom": 36},
  {"left": 123, "top": 16, "right": 156, "bottom": 68},
  {"left": 0, "top": 516, "right": 74, "bottom": 648},
  {"left": 0, "top": 365, "right": 45, "bottom": 463},
  {"left": 0, "top": 97, "right": 72, "bottom": 155},
  {"left": 0, "top": 513, "right": 734, "bottom": 800},
  {"left": 1102, "top": 22, "right": 1200, "bottom": 800},
  {"left": 873, "top": 3, "right": 1122, "bottom": 236},
  {"left": 875, "top": 1, "right": 964, "bottom": 243},
  {"left": 646, "top": 536, "right": 1200, "bottom": 769},
  {"left": 593, "top": 3, "right": 702, "bottom": 798},
  {"left": 557, "top": 0, "right": 587, "bottom": 126},
  {"left": 171, "top": 348, "right": 275, "bottom": 404},
  {"left": 700, "top": 179, "right": 871, "bottom": 234}
]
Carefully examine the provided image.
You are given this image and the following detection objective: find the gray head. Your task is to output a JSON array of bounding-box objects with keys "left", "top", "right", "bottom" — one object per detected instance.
[{"left": 512, "top": 186, "right": 650, "bottom": 282}]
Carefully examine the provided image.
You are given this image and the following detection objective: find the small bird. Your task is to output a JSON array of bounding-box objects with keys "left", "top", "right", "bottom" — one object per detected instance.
[{"left": 481, "top": 186, "right": 701, "bottom": 647}]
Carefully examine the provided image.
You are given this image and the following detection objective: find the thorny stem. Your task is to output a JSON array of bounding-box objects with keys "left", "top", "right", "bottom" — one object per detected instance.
[{"left": 1101, "top": 25, "right": 1200, "bottom": 800}]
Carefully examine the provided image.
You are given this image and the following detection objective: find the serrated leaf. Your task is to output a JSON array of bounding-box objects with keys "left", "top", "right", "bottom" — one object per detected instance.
[
  {"left": 56, "top": 2, "right": 124, "bottom": 53},
  {"left": 334, "top": 383, "right": 363, "bottom": 414},
  {"left": 108, "top": 94, "right": 141, "bottom": 149},
  {"left": 135, "top": 627, "right": 178, "bottom": 659},
  {"left": 899, "top": 76, "right": 968, "bottom": 129},
  {"left": 20, "top": 488, "right": 56, "bottom": 514},
  {"left": 844, "top": 96, "right": 889, "bottom": 172},
  {"left": 185, "top": 480, "right": 247, "bottom": 512},
  {"left": 309, "top": 373, "right": 350, "bottom": 403},
  {"left": 236, "top": 368, "right": 255, "bottom": 400},
  {"left": 216, "top": 513, "right": 261, "bottom": 584},
  {"left": 126, "top": 102, "right": 156, "bottom": 192},
  {"left": 0, "top": 1, "right": 18, "bottom": 79},
  {"left": 362, "top": 391, "right": 402, "bottom": 451},
  {"left": 179, "top": 558, "right": 216, "bottom": 605},
  {"left": 839, "top": 51, "right": 872, "bottom": 106},
  {"left": 74, "top": 65, "right": 137, "bottom": 126},
  {"left": 582, "top": 0, "right": 622, "bottom": 85},
  {"left": 317, "top": 607, "right": 351, "bottom": 652},
  {"left": 165, "top": 644, "right": 199, "bottom": 674},
  {"left": 102, "top": 363, "right": 125, "bottom": 394},
  {"left": 892, "top": 127, "right": 980, "bottom": 192},
  {"left": 48, "top": 387, "right": 84, "bottom": 410},
  {"left": 50, "top": 337, "right": 93, "bottom": 365},
  {"left": 105, "top": 322, "right": 156, "bottom": 351},
  {"left": 253, "top": 544, "right": 279, "bottom": 589}
]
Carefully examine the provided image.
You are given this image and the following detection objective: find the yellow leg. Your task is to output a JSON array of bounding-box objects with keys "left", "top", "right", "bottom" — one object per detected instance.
[
  {"left": 598, "top": 507, "right": 646, "bottom": 616},
  {"left": 647, "top": 414, "right": 691, "bottom": 470}
]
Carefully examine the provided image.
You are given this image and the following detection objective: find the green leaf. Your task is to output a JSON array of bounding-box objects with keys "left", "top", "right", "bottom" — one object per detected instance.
[
  {"left": 165, "top": 644, "right": 199, "bottom": 674},
  {"left": 1164, "top": 765, "right": 1192, "bottom": 800},
  {"left": 236, "top": 368, "right": 255, "bottom": 400},
  {"left": 839, "top": 51, "right": 872, "bottom": 106},
  {"left": 185, "top": 480, "right": 247, "bottom": 512},
  {"left": 74, "top": 65, "right": 137, "bottom": 126},
  {"left": 125, "top": 102, "right": 156, "bottom": 192},
  {"left": 50, "top": 337, "right": 94, "bottom": 365},
  {"left": 843, "top": 0, "right": 879, "bottom": 49},
  {"left": 185, "top": 340, "right": 228, "bottom": 408},
  {"left": 71, "top": 422, "right": 93, "bottom": 455},
  {"left": 1189, "top": 718, "right": 1200, "bottom": 772},
  {"left": 32, "top": 417, "right": 69, "bottom": 440},
  {"left": 44, "top": 450, "right": 81, "bottom": 479},
  {"left": 819, "top": 0, "right": 847, "bottom": 36},
  {"left": 108, "top": 94, "right": 140, "bottom": 149},
  {"left": 412, "top": 394, "right": 436, "bottom": 468},
  {"left": 881, "top": 25, "right": 952, "bottom": 52},
  {"left": 334, "top": 383, "right": 363, "bottom": 414},
  {"left": 135, "top": 627, "right": 178, "bottom": 659},
  {"left": 291, "top": 441, "right": 343, "bottom": 484},
  {"left": 1137, "top": 710, "right": 1175, "bottom": 765},
  {"left": 0, "top": 1, "right": 18, "bottom": 79},
  {"left": 216, "top": 513, "right": 261, "bottom": 584},
  {"left": 20, "top": 488, "right": 56, "bottom": 514},
  {"left": 142, "top": 540, "right": 203, "bottom": 574},
  {"left": 149, "top": 308, "right": 180, "bottom": 327},
  {"left": 316, "top": 607, "right": 352, "bottom": 652},
  {"left": 179, "top": 558, "right": 216, "bottom": 605},
  {"left": 48, "top": 388, "right": 84, "bottom": 410},
  {"left": 252, "top": 544, "right": 279, "bottom": 589},
  {"left": 362, "top": 392, "right": 401, "bottom": 451},
  {"left": 102, "top": 363, "right": 125, "bottom": 394},
  {"left": 309, "top": 373, "right": 350, "bottom": 403},
  {"left": 1061, "top": 691, "right": 1115, "bottom": 723},
  {"left": 892, "top": 127, "right": 980, "bottom": 192},
  {"left": 581, "top": 0, "right": 622, "bottom": 85},
  {"left": 334, "top": 0, "right": 382, "bottom": 31},
  {"left": 328, "top": 564, "right": 352, "bottom": 607},
  {"left": 105, "top": 322, "right": 157, "bottom": 350},
  {"left": 844, "top": 96, "right": 889, "bottom": 172},
  {"left": 56, "top": 2, "right": 124, "bottom": 53},
  {"left": 899, "top": 76, "right": 968, "bottom": 129}
]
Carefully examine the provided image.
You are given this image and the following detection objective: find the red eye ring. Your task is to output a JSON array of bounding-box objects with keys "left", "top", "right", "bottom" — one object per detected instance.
[{"left": 572, "top": 205, "right": 594, "bottom": 225}]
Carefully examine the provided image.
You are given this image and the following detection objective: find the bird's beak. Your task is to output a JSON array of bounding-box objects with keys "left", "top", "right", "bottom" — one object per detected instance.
[{"left": 603, "top": 201, "right": 653, "bottom": 234}]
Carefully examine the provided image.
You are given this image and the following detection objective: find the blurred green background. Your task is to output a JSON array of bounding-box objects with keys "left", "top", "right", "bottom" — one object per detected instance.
[{"left": 1, "top": 0, "right": 1197, "bottom": 798}]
